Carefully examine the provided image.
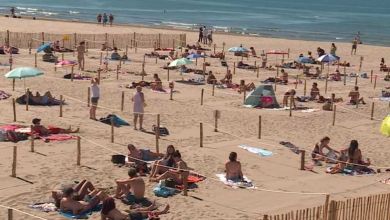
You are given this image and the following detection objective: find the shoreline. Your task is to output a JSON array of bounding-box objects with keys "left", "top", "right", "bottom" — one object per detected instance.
[{"left": 1, "top": 13, "right": 389, "bottom": 48}]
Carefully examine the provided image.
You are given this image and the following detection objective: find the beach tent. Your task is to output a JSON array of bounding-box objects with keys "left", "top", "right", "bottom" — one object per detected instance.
[
  {"left": 380, "top": 114, "right": 390, "bottom": 137},
  {"left": 244, "top": 85, "right": 279, "bottom": 108}
]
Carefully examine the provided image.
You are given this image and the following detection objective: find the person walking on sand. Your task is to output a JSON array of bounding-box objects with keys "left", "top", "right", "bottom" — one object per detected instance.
[
  {"left": 198, "top": 26, "right": 203, "bottom": 43},
  {"left": 90, "top": 78, "right": 100, "bottom": 120},
  {"left": 97, "top": 13, "right": 102, "bottom": 24},
  {"left": 109, "top": 14, "right": 114, "bottom": 26},
  {"left": 76, "top": 41, "right": 85, "bottom": 71},
  {"left": 102, "top": 13, "right": 108, "bottom": 26},
  {"left": 351, "top": 38, "right": 358, "bottom": 55},
  {"left": 132, "top": 86, "right": 145, "bottom": 130}
]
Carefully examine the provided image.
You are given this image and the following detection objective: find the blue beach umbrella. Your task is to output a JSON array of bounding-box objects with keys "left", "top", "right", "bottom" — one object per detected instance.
[
  {"left": 296, "top": 56, "right": 313, "bottom": 64},
  {"left": 36, "top": 42, "right": 52, "bottom": 53}
]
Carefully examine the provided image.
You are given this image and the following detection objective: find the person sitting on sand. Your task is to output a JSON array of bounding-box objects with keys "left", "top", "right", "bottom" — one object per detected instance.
[
  {"left": 60, "top": 186, "right": 106, "bottom": 215},
  {"left": 225, "top": 152, "right": 244, "bottom": 181},
  {"left": 348, "top": 86, "right": 366, "bottom": 105},
  {"left": 249, "top": 47, "right": 257, "bottom": 57},
  {"left": 220, "top": 70, "right": 233, "bottom": 85},
  {"left": 331, "top": 69, "right": 341, "bottom": 81},
  {"left": 237, "top": 61, "right": 249, "bottom": 68},
  {"left": 280, "top": 69, "right": 288, "bottom": 84},
  {"left": 207, "top": 71, "right": 217, "bottom": 84},
  {"left": 150, "top": 150, "right": 189, "bottom": 184},
  {"left": 150, "top": 145, "right": 176, "bottom": 178},
  {"left": 101, "top": 197, "right": 169, "bottom": 220},
  {"left": 151, "top": 74, "right": 163, "bottom": 91},
  {"left": 101, "top": 43, "right": 112, "bottom": 51},
  {"left": 338, "top": 140, "right": 371, "bottom": 172},
  {"left": 111, "top": 47, "right": 121, "bottom": 60},
  {"left": 115, "top": 168, "right": 146, "bottom": 203},
  {"left": 310, "top": 82, "right": 320, "bottom": 100},
  {"left": 312, "top": 136, "right": 340, "bottom": 162},
  {"left": 31, "top": 118, "right": 79, "bottom": 136},
  {"left": 317, "top": 47, "right": 325, "bottom": 57},
  {"left": 283, "top": 89, "right": 296, "bottom": 109},
  {"left": 52, "top": 180, "right": 95, "bottom": 208},
  {"left": 127, "top": 144, "right": 163, "bottom": 163},
  {"left": 27, "top": 91, "right": 61, "bottom": 105}
]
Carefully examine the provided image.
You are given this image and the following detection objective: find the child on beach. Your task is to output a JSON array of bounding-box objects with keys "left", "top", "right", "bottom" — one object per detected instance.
[
  {"left": 90, "top": 78, "right": 100, "bottom": 120},
  {"left": 132, "top": 86, "right": 145, "bottom": 130}
]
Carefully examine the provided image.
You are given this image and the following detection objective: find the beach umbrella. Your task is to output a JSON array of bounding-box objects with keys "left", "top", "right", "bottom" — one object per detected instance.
[
  {"left": 228, "top": 47, "right": 249, "bottom": 53},
  {"left": 55, "top": 60, "right": 78, "bottom": 67},
  {"left": 380, "top": 115, "right": 390, "bottom": 137},
  {"left": 187, "top": 54, "right": 204, "bottom": 59},
  {"left": 168, "top": 58, "right": 193, "bottom": 67},
  {"left": 296, "top": 56, "right": 313, "bottom": 64},
  {"left": 5, "top": 67, "right": 44, "bottom": 89},
  {"left": 36, "top": 42, "right": 52, "bottom": 53},
  {"left": 316, "top": 54, "right": 339, "bottom": 63}
]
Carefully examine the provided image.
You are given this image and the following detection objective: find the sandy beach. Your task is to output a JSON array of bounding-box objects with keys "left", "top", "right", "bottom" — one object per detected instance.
[{"left": 0, "top": 16, "right": 389, "bottom": 220}]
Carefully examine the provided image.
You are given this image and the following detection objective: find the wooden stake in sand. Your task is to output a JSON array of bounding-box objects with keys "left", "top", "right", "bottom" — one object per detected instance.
[
  {"left": 28, "top": 40, "right": 32, "bottom": 54},
  {"left": 77, "top": 136, "right": 81, "bottom": 166},
  {"left": 359, "top": 56, "right": 363, "bottom": 72},
  {"left": 11, "top": 146, "right": 17, "bottom": 177},
  {"left": 370, "top": 70, "right": 373, "bottom": 83},
  {"left": 374, "top": 75, "right": 377, "bottom": 89},
  {"left": 30, "top": 125, "right": 35, "bottom": 152},
  {"left": 201, "top": 89, "right": 204, "bottom": 105},
  {"left": 61, "top": 53, "right": 64, "bottom": 61},
  {"left": 135, "top": 42, "right": 138, "bottom": 53},
  {"left": 213, "top": 44, "right": 216, "bottom": 54},
  {"left": 222, "top": 42, "right": 225, "bottom": 53},
  {"left": 300, "top": 150, "right": 305, "bottom": 170},
  {"left": 111, "top": 117, "right": 114, "bottom": 143},
  {"left": 167, "top": 68, "right": 170, "bottom": 82},
  {"left": 26, "top": 88, "right": 30, "bottom": 111},
  {"left": 256, "top": 65, "right": 259, "bottom": 78},
  {"left": 200, "top": 122, "right": 203, "bottom": 148},
  {"left": 142, "top": 62, "right": 145, "bottom": 81},
  {"left": 34, "top": 53, "right": 37, "bottom": 67},
  {"left": 303, "top": 79, "right": 307, "bottom": 96},
  {"left": 332, "top": 104, "right": 337, "bottom": 126},
  {"left": 323, "top": 194, "right": 330, "bottom": 220},
  {"left": 233, "top": 62, "right": 236, "bottom": 75},
  {"left": 87, "top": 87, "right": 90, "bottom": 107},
  {"left": 155, "top": 56, "right": 158, "bottom": 64},
  {"left": 99, "top": 52, "right": 103, "bottom": 65},
  {"left": 212, "top": 82, "right": 215, "bottom": 96},
  {"left": 355, "top": 74, "right": 358, "bottom": 86},
  {"left": 12, "top": 79, "right": 15, "bottom": 91},
  {"left": 258, "top": 115, "right": 262, "bottom": 139},
  {"left": 97, "top": 69, "right": 101, "bottom": 84},
  {"left": 12, "top": 98, "right": 16, "bottom": 122},
  {"left": 295, "top": 75, "right": 299, "bottom": 89},
  {"left": 195, "top": 57, "right": 198, "bottom": 66},
  {"left": 59, "top": 95, "right": 63, "bottom": 117},
  {"left": 243, "top": 89, "right": 246, "bottom": 104},
  {"left": 214, "top": 110, "right": 220, "bottom": 132},
  {"left": 116, "top": 65, "right": 120, "bottom": 80},
  {"left": 370, "top": 102, "right": 375, "bottom": 120},
  {"left": 71, "top": 66, "right": 74, "bottom": 82},
  {"left": 8, "top": 208, "right": 13, "bottom": 220},
  {"left": 325, "top": 73, "right": 329, "bottom": 94},
  {"left": 343, "top": 65, "right": 347, "bottom": 86},
  {"left": 202, "top": 63, "right": 206, "bottom": 79},
  {"left": 182, "top": 175, "right": 188, "bottom": 196},
  {"left": 155, "top": 114, "right": 160, "bottom": 154},
  {"left": 289, "top": 95, "right": 293, "bottom": 117},
  {"left": 125, "top": 45, "right": 128, "bottom": 57},
  {"left": 170, "top": 87, "right": 173, "bottom": 100},
  {"left": 121, "top": 91, "right": 125, "bottom": 111}
]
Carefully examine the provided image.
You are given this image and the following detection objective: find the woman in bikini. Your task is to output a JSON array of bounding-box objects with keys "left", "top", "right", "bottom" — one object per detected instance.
[
  {"left": 150, "top": 145, "right": 176, "bottom": 178},
  {"left": 150, "top": 150, "right": 188, "bottom": 184},
  {"left": 312, "top": 136, "right": 340, "bottom": 162}
]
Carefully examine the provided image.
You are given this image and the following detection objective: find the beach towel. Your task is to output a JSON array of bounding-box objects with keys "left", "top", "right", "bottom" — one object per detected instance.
[
  {"left": 39, "top": 134, "right": 77, "bottom": 142},
  {"left": 0, "top": 90, "right": 11, "bottom": 100},
  {"left": 238, "top": 144, "right": 273, "bottom": 157},
  {"left": 215, "top": 174, "right": 255, "bottom": 189},
  {"left": 59, "top": 204, "right": 102, "bottom": 219},
  {"left": 153, "top": 183, "right": 179, "bottom": 198},
  {"left": 29, "top": 202, "right": 57, "bottom": 212},
  {"left": 280, "top": 141, "right": 300, "bottom": 154},
  {"left": 64, "top": 73, "right": 92, "bottom": 80},
  {"left": 99, "top": 114, "right": 130, "bottom": 127},
  {"left": 175, "top": 80, "right": 205, "bottom": 85},
  {"left": 151, "top": 88, "right": 168, "bottom": 94}
]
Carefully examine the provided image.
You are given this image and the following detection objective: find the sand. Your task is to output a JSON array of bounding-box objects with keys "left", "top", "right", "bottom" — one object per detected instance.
[{"left": 0, "top": 16, "right": 389, "bottom": 220}]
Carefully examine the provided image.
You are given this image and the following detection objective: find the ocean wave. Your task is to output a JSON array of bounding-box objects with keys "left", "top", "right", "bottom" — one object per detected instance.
[
  {"left": 69, "top": 11, "right": 79, "bottom": 14},
  {"left": 161, "top": 21, "right": 195, "bottom": 27},
  {"left": 40, "top": 11, "right": 59, "bottom": 16}
]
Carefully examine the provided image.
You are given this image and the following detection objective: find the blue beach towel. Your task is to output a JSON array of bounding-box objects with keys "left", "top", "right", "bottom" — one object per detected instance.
[
  {"left": 238, "top": 144, "right": 273, "bottom": 157},
  {"left": 59, "top": 204, "right": 102, "bottom": 219}
]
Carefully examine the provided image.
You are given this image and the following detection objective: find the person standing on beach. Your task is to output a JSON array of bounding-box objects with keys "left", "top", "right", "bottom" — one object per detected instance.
[
  {"left": 76, "top": 41, "right": 85, "bottom": 71},
  {"left": 109, "top": 14, "right": 114, "bottom": 26},
  {"left": 97, "top": 14, "right": 102, "bottom": 24},
  {"left": 10, "top": 7, "right": 15, "bottom": 17},
  {"left": 132, "top": 86, "right": 145, "bottom": 131},
  {"left": 330, "top": 43, "right": 337, "bottom": 56},
  {"left": 207, "top": 29, "right": 213, "bottom": 45},
  {"left": 90, "top": 78, "right": 100, "bottom": 120},
  {"left": 103, "top": 13, "right": 108, "bottom": 26},
  {"left": 351, "top": 38, "right": 358, "bottom": 55},
  {"left": 203, "top": 26, "right": 208, "bottom": 44},
  {"left": 198, "top": 27, "right": 203, "bottom": 43}
]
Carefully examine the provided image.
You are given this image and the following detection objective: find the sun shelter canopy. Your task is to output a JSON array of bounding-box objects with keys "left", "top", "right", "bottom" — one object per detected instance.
[{"left": 244, "top": 85, "right": 279, "bottom": 108}]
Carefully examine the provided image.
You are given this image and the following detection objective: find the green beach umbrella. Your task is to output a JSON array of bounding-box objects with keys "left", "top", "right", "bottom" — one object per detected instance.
[
  {"left": 5, "top": 67, "right": 44, "bottom": 89},
  {"left": 168, "top": 58, "right": 193, "bottom": 67}
]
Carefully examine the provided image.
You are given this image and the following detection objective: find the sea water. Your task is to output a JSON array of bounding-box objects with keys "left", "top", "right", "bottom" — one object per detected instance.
[{"left": 0, "top": 0, "right": 389, "bottom": 46}]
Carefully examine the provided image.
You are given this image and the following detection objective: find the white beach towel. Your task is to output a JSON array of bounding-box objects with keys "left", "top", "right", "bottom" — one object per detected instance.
[{"left": 215, "top": 174, "right": 255, "bottom": 189}]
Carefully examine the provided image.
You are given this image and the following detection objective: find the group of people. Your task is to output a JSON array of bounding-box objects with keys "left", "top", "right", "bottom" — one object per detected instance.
[
  {"left": 97, "top": 13, "right": 114, "bottom": 26},
  {"left": 198, "top": 26, "right": 213, "bottom": 45}
]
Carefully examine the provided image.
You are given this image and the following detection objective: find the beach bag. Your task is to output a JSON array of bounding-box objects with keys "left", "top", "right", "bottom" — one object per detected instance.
[
  {"left": 111, "top": 155, "right": 126, "bottom": 164},
  {"left": 152, "top": 126, "right": 169, "bottom": 136}
]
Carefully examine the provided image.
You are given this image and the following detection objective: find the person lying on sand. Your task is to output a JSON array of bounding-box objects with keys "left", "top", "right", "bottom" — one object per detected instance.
[
  {"left": 101, "top": 197, "right": 169, "bottom": 220},
  {"left": 330, "top": 69, "right": 341, "bottom": 81},
  {"left": 31, "top": 118, "right": 79, "bottom": 136},
  {"left": 60, "top": 186, "right": 107, "bottom": 215},
  {"left": 225, "top": 152, "right": 244, "bottom": 181},
  {"left": 348, "top": 86, "right": 366, "bottom": 105},
  {"left": 238, "top": 80, "right": 255, "bottom": 93},
  {"left": 312, "top": 136, "right": 340, "bottom": 162},
  {"left": 126, "top": 81, "right": 151, "bottom": 89},
  {"left": 52, "top": 180, "right": 95, "bottom": 208},
  {"left": 150, "top": 145, "right": 176, "bottom": 178},
  {"left": 115, "top": 168, "right": 146, "bottom": 203},
  {"left": 310, "top": 83, "right": 320, "bottom": 100},
  {"left": 283, "top": 89, "right": 296, "bottom": 109},
  {"left": 111, "top": 47, "right": 121, "bottom": 60},
  {"left": 127, "top": 144, "right": 163, "bottom": 163},
  {"left": 24, "top": 91, "right": 62, "bottom": 105},
  {"left": 150, "top": 150, "right": 189, "bottom": 184}
]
